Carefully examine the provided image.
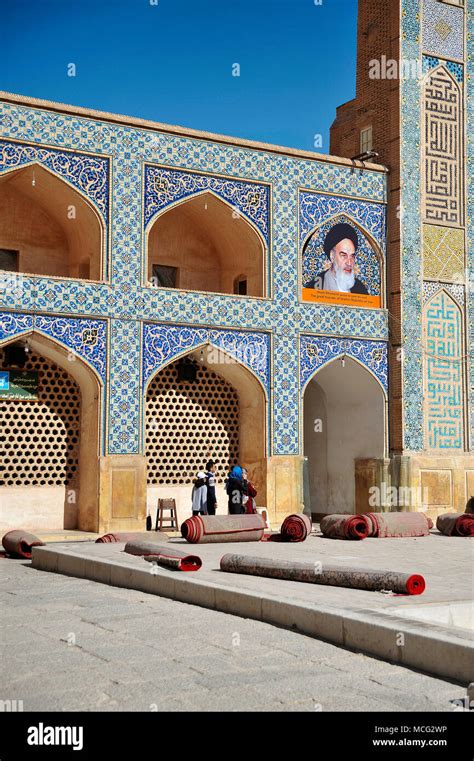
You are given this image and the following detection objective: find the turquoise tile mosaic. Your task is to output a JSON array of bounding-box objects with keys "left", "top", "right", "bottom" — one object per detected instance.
[{"left": 0, "top": 95, "right": 390, "bottom": 456}]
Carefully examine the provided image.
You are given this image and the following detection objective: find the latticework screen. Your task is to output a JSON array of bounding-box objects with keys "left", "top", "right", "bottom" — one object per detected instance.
[
  {"left": 146, "top": 358, "right": 239, "bottom": 485},
  {"left": 0, "top": 348, "right": 81, "bottom": 487}
]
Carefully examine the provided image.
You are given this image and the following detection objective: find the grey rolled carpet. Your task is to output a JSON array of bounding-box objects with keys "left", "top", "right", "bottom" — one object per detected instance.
[
  {"left": 96, "top": 531, "right": 169, "bottom": 544},
  {"left": 2, "top": 530, "right": 45, "bottom": 559},
  {"left": 436, "top": 513, "right": 474, "bottom": 537},
  {"left": 181, "top": 514, "right": 266, "bottom": 544},
  {"left": 364, "top": 512, "right": 433, "bottom": 538},
  {"left": 124, "top": 540, "right": 202, "bottom": 571},
  {"left": 220, "top": 554, "right": 426, "bottom": 595}
]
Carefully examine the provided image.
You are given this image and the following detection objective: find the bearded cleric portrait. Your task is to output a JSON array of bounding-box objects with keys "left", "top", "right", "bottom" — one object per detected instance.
[
  {"left": 305, "top": 222, "right": 367, "bottom": 293},
  {"left": 302, "top": 222, "right": 380, "bottom": 308}
]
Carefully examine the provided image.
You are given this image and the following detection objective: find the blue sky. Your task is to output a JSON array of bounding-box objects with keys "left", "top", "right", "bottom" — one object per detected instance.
[{"left": 2, "top": 0, "right": 358, "bottom": 152}]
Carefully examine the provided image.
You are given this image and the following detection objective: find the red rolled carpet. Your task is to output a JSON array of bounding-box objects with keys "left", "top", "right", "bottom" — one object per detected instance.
[
  {"left": 320, "top": 514, "right": 369, "bottom": 540},
  {"left": 2, "top": 530, "right": 45, "bottom": 559},
  {"left": 364, "top": 512, "right": 432, "bottom": 538},
  {"left": 181, "top": 514, "right": 266, "bottom": 544},
  {"left": 96, "top": 531, "right": 169, "bottom": 544},
  {"left": 436, "top": 513, "right": 474, "bottom": 537},
  {"left": 267, "top": 513, "right": 312, "bottom": 542},
  {"left": 124, "top": 540, "right": 201, "bottom": 571},
  {"left": 220, "top": 554, "right": 426, "bottom": 595}
]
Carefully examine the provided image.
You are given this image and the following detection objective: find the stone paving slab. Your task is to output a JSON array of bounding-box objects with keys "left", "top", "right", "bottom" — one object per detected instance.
[
  {"left": 31, "top": 531, "right": 474, "bottom": 683},
  {"left": 1, "top": 558, "right": 467, "bottom": 712}
]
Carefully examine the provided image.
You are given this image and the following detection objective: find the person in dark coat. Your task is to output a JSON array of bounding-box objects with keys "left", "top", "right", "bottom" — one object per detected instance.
[
  {"left": 304, "top": 222, "right": 368, "bottom": 295},
  {"left": 205, "top": 460, "right": 218, "bottom": 516},
  {"left": 226, "top": 465, "right": 244, "bottom": 515}
]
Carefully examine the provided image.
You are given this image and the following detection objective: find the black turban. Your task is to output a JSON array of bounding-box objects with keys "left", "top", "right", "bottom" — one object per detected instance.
[{"left": 323, "top": 223, "right": 358, "bottom": 258}]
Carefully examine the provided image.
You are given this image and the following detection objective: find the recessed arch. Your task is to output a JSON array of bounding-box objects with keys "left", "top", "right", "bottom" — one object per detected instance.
[
  {"left": 303, "top": 355, "right": 386, "bottom": 516},
  {"left": 421, "top": 64, "right": 463, "bottom": 227},
  {"left": 145, "top": 190, "right": 266, "bottom": 297},
  {"left": 301, "top": 212, "right": 384, "bottom": 304},
  {"left": 144, "top": 342, "right": 268, "bottom": 524},
  {"left": 0, "top": 330, "right": 102, "bottom": 533},
  {"left": 423, "top": 289, "right": 465, "bottom": 451},
  {"left": 0, "top": 162, "right": 105, "bottom": 280}
]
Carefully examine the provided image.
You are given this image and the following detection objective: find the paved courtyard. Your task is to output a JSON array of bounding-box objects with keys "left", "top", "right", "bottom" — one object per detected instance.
[{"left": 0, "top": 557, "right": 467, "bottom": 712}]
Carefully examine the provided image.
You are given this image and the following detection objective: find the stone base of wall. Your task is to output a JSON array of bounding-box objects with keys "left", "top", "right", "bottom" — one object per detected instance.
[
  {"left": 97, "top": 455, "right": 147, "bottom": 534},
  {"left": 265, "top": 455, "right": 305, "bottom": 525},
  {"left": 353, "top": 453, "right": 474, "bottom": 519}
]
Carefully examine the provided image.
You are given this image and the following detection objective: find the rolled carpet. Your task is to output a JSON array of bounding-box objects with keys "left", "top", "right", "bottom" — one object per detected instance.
[
  {"left": 2, "top": 530, "right": 45, "bottom": 559},
  {"left": 436, "top": 513, "right": 474, "bottom": 537},
  {"left": 364, "top": 512, "right": 433, "bottom": 538},
  {"left": 320, "top": 514, "right": 369, "bottom": 540},
  {"left": 124, "top": 540, "right": 201, "bottom": 571},
  {"left": 220, "top": 554, "right": 425, "bottom": 595},
  {"left": 266, "top": 513, "right": 312, "bottom": 542},
  {"left": 181, "top": 514, "right": 266, "bottom": 544},
  {"left": 96, "top": 531, "right": 169, "bottom": 544}
]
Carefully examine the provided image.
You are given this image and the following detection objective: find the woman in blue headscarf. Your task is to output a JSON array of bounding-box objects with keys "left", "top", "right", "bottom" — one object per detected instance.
[{"left": 225, "top": 465, "right": 244, "bottom": 514}]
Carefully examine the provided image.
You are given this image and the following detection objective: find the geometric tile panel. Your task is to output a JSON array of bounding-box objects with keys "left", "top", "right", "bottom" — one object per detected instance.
[
  {"left": 422, "top": 55, "right": 463, "bottom": 83},
  {"left": 422, "top": 224, "right": 465, "bottom": 281},
  {"left": 422, "top": 0, "right": 464, "bottom": 62},
  {"left": 424, "top": 290, "right": 464, "bottom": 449},
  {"left": 467, "top": 0, "right": 474, "bottom": 448},
  {"left": 300, "top": 334, "right": 388, "bottom": 394},
  {"left": 423, "top": 280, "right": 465, "bottom": 307},
  {"left": 108, "top": 319, "right": 141, "bottom": 455},
  {"left": 401, "top": 0, "right": 424, "bottom": 451},
  {"left": 423, "top": 66, "right": 463, "bottom": 227}
]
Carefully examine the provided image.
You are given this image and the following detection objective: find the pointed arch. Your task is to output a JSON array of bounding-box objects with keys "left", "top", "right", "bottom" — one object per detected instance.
[
  {"left": 423, "top": 288, "right": 465, "bottom": 450},
  {"left": 302, "top": 355, "right": 387, "bottom": 516},
  {"left": 302, "top": 211, "right": 383, "bottom": 266},
  {"left": 0, "top": 330, "right": 102, "bottom": 532},
  {"left": 143, "top": 341, "right": 268, "bottom": 522},
  {"left": 0, "top": 162, "right": 105, "bottom": 280},
  {"left": 145, "top": 189, "right": 266, "bottom": 297},
  {"left": 301, "top": 352, "right": 388, "bottom": 400},
  {"left": 422, "top": 64, "right": 463, "bottom": 226}
]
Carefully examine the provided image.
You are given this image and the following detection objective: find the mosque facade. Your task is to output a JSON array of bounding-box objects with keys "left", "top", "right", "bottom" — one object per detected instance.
[{"left": 0, "top": 0, "right": 472, "bottom": 533}]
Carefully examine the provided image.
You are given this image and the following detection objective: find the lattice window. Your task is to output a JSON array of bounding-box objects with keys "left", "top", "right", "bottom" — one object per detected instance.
[
  {"left": 423, "top": 291, "right": 464, "bottom": 449},
  {"left": 0, "top": 349, "right": 81, "bottom": 486},
  {"left": 146, "top": 358, "right": 239, "bottom": 485},
  {"left": 422, "top": 66, "right": 463, "bottom": 226}
]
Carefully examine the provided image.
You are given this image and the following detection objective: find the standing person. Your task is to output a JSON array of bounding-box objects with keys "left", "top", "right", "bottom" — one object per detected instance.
[
  {"left": 225, "top": 465, "right": 244, "bottom": 515},
  {"left": 242, "top": 467, "right": 257, "bottom": 514},
  {"left": 191, "top": 471, "right": 208, "bottom": 516},
  {"left": 205, "top": 460, "right": 218, "bottom": 516}
]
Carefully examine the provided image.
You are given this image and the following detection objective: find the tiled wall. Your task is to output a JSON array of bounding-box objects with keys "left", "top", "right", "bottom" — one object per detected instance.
[{"left": 0, "top": 98, "right": 389, "bottom": 457}]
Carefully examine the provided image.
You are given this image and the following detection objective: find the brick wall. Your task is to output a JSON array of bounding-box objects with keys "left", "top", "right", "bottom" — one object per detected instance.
[{"left": 330, "top": 0, "right": 403, "bottom": 452}]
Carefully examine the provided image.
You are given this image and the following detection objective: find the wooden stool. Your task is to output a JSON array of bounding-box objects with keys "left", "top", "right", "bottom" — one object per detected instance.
[{"left": 155, "top": 498, "right": 179, "bottom": 531}]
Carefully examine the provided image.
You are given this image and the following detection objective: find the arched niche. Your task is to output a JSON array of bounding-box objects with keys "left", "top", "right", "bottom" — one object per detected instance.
[
  {"left": 144, "top": 343, "right": 267, "bottom": 524},
  {"left": 303, "top": 356, "right": 386, "bottom": 515},
  {"left": 0, "top": 331, "right": 102, "bottom": 533},
  {"left": 146, "top": 191, "right": 265, "bottom": 297},
  {"left": 0, "top": 163, "right": 104, "bottom": 280}
]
